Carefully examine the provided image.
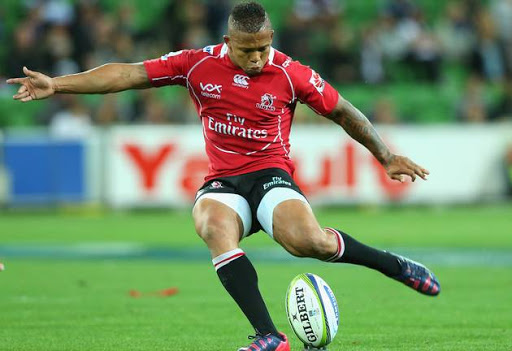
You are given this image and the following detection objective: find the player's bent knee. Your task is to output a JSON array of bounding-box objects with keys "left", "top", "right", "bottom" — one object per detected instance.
[
  {"left": 193, "top": 203, "right": 239, "bottom": 244},
  {"left": 195, "top": 215, "right": 233, "bottom": 242},
  {"left": 277, "top": 227, "right": 334, "bottom": 259}
]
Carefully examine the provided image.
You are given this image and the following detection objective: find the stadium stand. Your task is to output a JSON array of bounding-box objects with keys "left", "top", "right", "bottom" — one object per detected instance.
[{"left": 0, "top": 0, "right": 510, "bottom": 127}]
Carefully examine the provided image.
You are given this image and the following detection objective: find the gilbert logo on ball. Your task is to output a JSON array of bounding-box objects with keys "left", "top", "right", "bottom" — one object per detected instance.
[{"left": 285, "top": 273, "right": 339, "bottom": 348}]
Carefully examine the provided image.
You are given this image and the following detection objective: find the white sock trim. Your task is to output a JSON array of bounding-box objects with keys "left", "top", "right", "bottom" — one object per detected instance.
[
  {"left": 212, "top": 248, "right": 245, "bottom": 271},
  {"left": 325, "top": 227, "right": 345, "bottom": 262}
]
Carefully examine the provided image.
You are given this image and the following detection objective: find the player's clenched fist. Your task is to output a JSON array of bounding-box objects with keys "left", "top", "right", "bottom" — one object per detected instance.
[{"left": 6, "top": 66, "right": 55, "bottom": 102}]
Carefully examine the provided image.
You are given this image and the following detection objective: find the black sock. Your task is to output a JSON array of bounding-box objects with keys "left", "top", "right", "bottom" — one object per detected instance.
[
  {"left": 325, "top": 227, "right": 401, "bottom": 276},
  {"left": 213, "top": 248, "right": 279, "bottom": 337}
]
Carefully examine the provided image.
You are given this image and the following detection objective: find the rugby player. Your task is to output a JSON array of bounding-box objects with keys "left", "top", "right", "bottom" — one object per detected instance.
[{"left": 7, "top": 2, "right": 440, "bottom": 350}]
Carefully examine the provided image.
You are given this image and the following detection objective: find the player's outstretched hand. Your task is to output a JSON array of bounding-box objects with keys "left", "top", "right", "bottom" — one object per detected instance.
[
  {"left": 6, "top": 66, "right": 55, "bottom": 102},
  {"left": 385, "top": 155, "right": 429, "bottom": 182}
]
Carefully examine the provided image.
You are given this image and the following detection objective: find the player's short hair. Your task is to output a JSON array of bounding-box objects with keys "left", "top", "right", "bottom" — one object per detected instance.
[{"left": 229, "top": 1, "right": 271, "bottom": 33}]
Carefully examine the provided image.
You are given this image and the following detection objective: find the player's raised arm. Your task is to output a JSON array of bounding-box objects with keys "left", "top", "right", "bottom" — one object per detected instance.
[
  {"left": 6, "top": 63, "right": 151, "bottom": 102},
  {"left": 326, "top": 94, "right": 430, "bottom": 182}
]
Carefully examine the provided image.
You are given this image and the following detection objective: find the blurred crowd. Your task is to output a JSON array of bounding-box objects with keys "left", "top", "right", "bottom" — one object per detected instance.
[{"left": 1, "top": 0, "right": 512, "bottom": 134}]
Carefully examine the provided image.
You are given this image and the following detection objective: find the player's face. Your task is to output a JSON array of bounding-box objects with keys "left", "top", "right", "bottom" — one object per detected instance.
[{"left": 224, "top": 29, "right": 274, "bottom": 76}]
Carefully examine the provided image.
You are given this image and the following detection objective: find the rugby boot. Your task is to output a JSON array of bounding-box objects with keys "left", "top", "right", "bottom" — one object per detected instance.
[
  {"left": 389, "top": 253, "right": 441, "bottom": 296},
  {"left": 237, "top": 332, "right": 290, "bottom": 351}
]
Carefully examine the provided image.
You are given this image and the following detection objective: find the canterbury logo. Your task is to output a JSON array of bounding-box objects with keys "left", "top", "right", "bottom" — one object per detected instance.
[
  {"left": 200, "top": 82, "right": 222, "bottom": 93},
  {"left": 233, "top": 74, "right": 249, "bottom": 87}
]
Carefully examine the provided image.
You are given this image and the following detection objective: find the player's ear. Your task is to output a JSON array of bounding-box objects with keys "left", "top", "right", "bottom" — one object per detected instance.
[{"left": 223, "top": 35, "right": 230, "bottom": 46}]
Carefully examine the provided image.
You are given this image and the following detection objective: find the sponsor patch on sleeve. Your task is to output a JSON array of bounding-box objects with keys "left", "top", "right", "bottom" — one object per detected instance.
[
  {"left": 203, "top": 45, "right": 215, "bottom": 55},
  {"left": 161, "top": 50, "right": 184, "bottom": 60},
  {"left": 309, "top": 70, "right": 325, "bottom": 94}
]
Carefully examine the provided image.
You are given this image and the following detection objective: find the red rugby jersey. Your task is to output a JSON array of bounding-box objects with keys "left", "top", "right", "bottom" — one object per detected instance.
[{"left": 143, "top": 44, "right": 339, "bottom": 181}]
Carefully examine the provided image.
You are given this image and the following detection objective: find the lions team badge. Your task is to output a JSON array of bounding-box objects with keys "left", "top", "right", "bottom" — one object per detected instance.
[{"left": 256, "top": 93, "right": 277, "bottom": 111}]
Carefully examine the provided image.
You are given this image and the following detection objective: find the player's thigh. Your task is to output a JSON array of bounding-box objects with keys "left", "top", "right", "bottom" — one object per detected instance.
[
  {"left": 193, "top": 193, "right": 251, "bottom": 255},
  {"left": 272, "top": 199, "right": 326, "bottom": 255},
  {"left": 257, "top": 188, "right": 331, "bottom": 257}
]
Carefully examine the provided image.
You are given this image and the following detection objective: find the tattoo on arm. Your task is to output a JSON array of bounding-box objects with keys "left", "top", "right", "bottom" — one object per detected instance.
[{"left": 326, "top": 95, "right": 393, "bottom": 166}]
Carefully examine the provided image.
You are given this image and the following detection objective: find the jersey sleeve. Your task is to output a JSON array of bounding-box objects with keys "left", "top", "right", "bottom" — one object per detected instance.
[
  {"left": 143, "top": 50, "right": 194, "bottom": 87},
  {"left": 288, "top": 61, "right": 339, "bottom": 116}
]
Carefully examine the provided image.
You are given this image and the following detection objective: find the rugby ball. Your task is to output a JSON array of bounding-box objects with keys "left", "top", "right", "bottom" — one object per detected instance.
[{"left": 285, "top": 273, "right": 339, "bottom": 348}]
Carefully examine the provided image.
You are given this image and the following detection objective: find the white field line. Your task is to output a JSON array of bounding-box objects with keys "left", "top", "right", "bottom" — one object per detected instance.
[{"left": 0, "top": 244, "right": 511, "bottom": 266}]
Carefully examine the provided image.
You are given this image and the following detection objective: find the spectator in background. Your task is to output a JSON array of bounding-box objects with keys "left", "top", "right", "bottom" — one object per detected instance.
[
  {"left": 282, "top": 0, "right": 344, "bottom": 69},
  {"left": 383, "top": 0, "right": 417, "bottom": 21},
  {"left": 293, "top": 0, "right": 342, "bottom": 25},
  {"left": 158, "top": 1, "right": 187, "bottom": 50},
  {"left": 112, "top": 32, "right": 136, "bottom": 63},
  {"left": 491, "top": 76, "right": 512, "bottom": 121},
  {"left": 206, "top": 0, "right": 231, "bottom": 41},
  {"left": 94, "top": 93, "right": 142, "bottom": 126},
  {"left": 376, "top": 12, "right": 410, "bottom": 62},
  {"left": 277, "top": 12, "right": 312, "bottom": 64},
  {"left": 95, "top": 94, "right": 121, "bottom": 126},
  {"left": 70, "top": 1, "right": 100, "bottom": 71},
  {"left": 115, "top": 3, "right": 138, "bottom": 37},
  {"left": 183, "top": 24, "right": 212, "bottom": 49},
  {"left": 470, "top": 9, "right": 506, "bottom": 82},
  {"left": 377, "top": 1, "right": 442, "bottom": 82},
  {"left": 319, "top": 20, "right": 357, "bottom": 83},
  {"left": 490, "top": 0, "right": 512, "bottom": 74},
  {"left": 5, "top": 0, "right": 512, "bottom": 127},
  {"left": 43, "top": 25, "right": 79, "bottom": 76},
  {"left": 167, "top": 92, "right": 199, "bottom": 125},
  {"left": 40, "top": 0, "right": 74, "bottom": 27},
  {"left": 404, "top": 26, "right": 443, "bottom": 82},
  {"left": 6, "top": 9, "right": 45, "bottom": 77},
  {"left": 158, "top": 0, "right": 211, "bottom": 50},
  {"left": 135, "top": 89, "right": 194, "bottom": 125},
  {"left": 398, "top": 7, "right": 443, "bottom": 82},
  {"left": 360, "top": 24, "right": 385, "bottom": 84},
  {"left": 182, "top": 1, "right": 212, "bottom": 48},
  {"left": 376, "top": 4, "right": 425, "bottom": 74},
  {"left": 435, "top": 1, "right": 475, "bottom": 62},
  {"left": 133, "top": 90, "right": 196, "bottom": 125},
  {"left": 82, "top": 13, "right": 117, "bottom": 69},
  {"left": 383, "top": 0, "right": 422, "bottom": 49},
  {"left": 49, "top": 95, "right": 93, "bottom": 139},
  {"left": 139, "top": 91, "right": 169, "bottom": 124},
  {"left": 456, "top": 74, "right": 490, "bottom": 122}
]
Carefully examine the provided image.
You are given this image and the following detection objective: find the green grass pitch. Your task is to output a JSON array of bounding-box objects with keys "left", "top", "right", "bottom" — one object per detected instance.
[{"left": 0, "top": 205, "right": 511, "bottom": 350}]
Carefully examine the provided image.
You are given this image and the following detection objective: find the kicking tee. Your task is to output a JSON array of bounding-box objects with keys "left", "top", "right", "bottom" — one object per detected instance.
[{"left": 143, "top": 44, "right": 339, "bottom": 181}]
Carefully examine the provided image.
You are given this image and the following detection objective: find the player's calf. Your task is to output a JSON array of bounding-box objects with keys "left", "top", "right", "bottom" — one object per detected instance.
[
  {"left": 322, "top": 227, "right": 441, "bottom": 296},
  {"left": 322, "top": 227, "right": 402, "bottom": 276}
]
